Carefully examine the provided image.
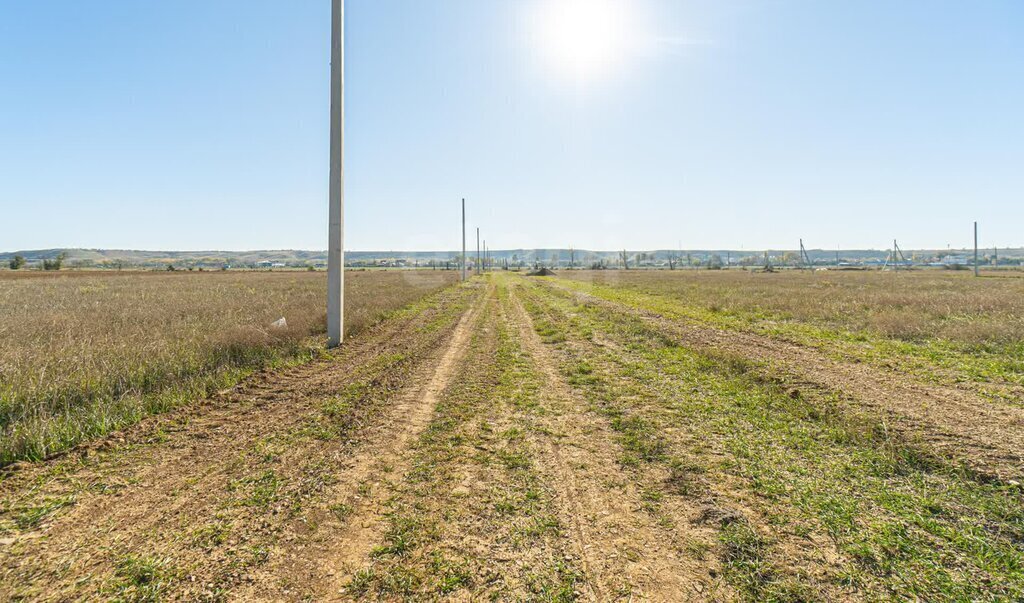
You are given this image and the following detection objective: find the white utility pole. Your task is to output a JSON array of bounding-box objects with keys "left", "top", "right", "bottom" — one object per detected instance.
[
  {"left": 476, "top": 228, "right": 481, "bottom": 275},
  {"left": 327, "top": 0, "right": 345, "bottom": 348},
  {"left": 461, "top": 199, "right": 467, "bottom": 281}
]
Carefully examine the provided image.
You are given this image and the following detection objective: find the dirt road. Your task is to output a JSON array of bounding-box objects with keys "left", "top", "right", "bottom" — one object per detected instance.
[{"left": 1, "top": 275, "right": 1020, "bottom": 601}]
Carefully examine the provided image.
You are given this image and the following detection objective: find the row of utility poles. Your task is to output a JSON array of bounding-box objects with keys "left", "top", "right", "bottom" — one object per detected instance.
[
  {"left": 455, "top": 220, "right": 992, "bottom": 276},
  {"left": 611, "top": 221, "right": 992, "bottom": 273},
  {"left": 460, "top": 198, "right": 493, "bottom": 280},
  {"left": 796, "top": 222, "right": 987, "bottom": 276},
  {"left": 327, "top": 0, "right": 989, "bottom": 350}
]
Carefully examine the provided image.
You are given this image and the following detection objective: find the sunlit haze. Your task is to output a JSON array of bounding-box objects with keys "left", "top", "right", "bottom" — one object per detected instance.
[{"left": 530, "top": 0, "right": 641, "bottom": 83}]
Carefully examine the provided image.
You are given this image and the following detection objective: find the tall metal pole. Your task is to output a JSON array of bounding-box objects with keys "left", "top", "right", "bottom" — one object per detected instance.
[
  {"left": 974, "top": 221, "right": 979, "bottom": 277},
  {"left": 476, "top": 228, "right": 481, "bottom": 275},
  {"left": 327, "top": 0, "right": 345, "bottom": 348},
  {"left": 461, "top": 199, "right": 466, "bottom": 281}
]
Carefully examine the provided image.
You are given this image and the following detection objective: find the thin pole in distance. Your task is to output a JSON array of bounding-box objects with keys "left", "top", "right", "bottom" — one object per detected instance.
[
  {"left": 461, "top": 199, "right": 467, "bottom": 282},
  {"left": 974, "top": 221, "right": 979, "bottom": 278},
  {"left": 327, "top": 0, "right": 345, "bottom": 348}
]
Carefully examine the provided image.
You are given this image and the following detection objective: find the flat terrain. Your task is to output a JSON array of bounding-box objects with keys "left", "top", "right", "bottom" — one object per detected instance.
[
  {"left": 0, "top": 270, "right": 457, "bottom": 464},
  {"left": 1, "top": 271, "right": 1021, "bottom": 601}
]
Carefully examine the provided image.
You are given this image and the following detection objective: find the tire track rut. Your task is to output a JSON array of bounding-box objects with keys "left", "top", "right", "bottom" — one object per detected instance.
[
  {"left": 233, "top": 281, "right": 490, "bottom": 601},
  {"left": 505, "top": 280, "right": 720, "bottom": 601},
  {"left": 543, "top": 280, "right": 1024, "bottom": 483}
]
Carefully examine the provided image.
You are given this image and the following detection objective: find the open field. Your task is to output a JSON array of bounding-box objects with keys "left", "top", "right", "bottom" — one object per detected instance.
[
  {"left": 560, "top": 270, "right": 1024, "bottom": 395},
  {"left": 560, "top": 269, "right": 1024, "bottom": 346},
  {"left": 1, "top": 271, "right": 1021, "bottom": 601},
  {"left": 0, "top": 270, "right": 457, "bottom": 465}
]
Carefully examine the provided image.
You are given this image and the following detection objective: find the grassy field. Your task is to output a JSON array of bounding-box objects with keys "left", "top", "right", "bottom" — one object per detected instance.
[
  {"left": 558, "top": 270, "right": 1024, "bottom": 393},
  {"left": 0, "top": 270, "right": 457, "bottom": 465},
  {"left": 559, "top": 269, "right": 1024, "bottom": 345},
  {"left": 514, "top": 273, "right": 1024, "bottom": 600},
  {"left": 1, "top": 270, "right": 1021, "bottom": 601}
]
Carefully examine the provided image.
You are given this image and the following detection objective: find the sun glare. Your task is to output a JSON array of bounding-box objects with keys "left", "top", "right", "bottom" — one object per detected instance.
[{"left": 534, "top": 0, "right": 637, "bottom": 82}]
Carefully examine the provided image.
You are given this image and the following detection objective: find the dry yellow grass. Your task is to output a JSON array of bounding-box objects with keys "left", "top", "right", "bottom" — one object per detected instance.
[
  {"left": 561, "top": 269, "right": 1024, "bottom": 347},
  {"left": 0, "top": 269, "right": 457, "bottom": 464}
]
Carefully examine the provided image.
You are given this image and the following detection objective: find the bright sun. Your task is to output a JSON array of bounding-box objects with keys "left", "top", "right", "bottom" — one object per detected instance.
[{"left": 534, "top": 0, "right": 636, "bottom": 82}]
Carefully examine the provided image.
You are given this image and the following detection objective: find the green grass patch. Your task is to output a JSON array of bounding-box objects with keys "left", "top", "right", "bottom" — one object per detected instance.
[
  {"left": 106, "top": 554, "right": 178, "bottom": 603},
  {"left": 13, "top": 495, "right": 76, "bottom": 530},
  {"left": 227, "top": 469, "right": 281, "bottom": 509}
]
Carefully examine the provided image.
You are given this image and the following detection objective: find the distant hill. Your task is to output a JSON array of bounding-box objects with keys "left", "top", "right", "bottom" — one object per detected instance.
[
  {"left": 1, "top": 247, "right": 1022, "bottom": 270},
  {"left": 0, "top": 248, "right": 328, "bottom": 269}
]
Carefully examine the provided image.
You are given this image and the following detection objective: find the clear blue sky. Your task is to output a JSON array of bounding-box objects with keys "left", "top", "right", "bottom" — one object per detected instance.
[{"left": 1, "top": 1, "right": 1022, "bottom": 252}]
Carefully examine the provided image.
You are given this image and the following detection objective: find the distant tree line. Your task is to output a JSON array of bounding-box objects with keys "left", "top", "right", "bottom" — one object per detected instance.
[{"left": 6, "top": 252, "right": 67, "bottom": 271}]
